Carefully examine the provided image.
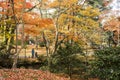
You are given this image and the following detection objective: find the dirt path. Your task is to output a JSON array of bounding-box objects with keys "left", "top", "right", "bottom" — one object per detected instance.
[{"left": 18, "top": 45, "right": 46, "bottom": 58}]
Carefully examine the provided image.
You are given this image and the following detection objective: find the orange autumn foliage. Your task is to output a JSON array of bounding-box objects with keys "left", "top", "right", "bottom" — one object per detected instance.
[
  {"left": 103, "top": 18, "right": 120, "bottom": 32},
  {"left": 0, "top": 0, "right": 33, "bottom": 9},
  {"left": 0, "top": 0, "right": 54, "bottom": 36},
  {"left": 103, "top": 17, "right": 120, "bottom": 44}
]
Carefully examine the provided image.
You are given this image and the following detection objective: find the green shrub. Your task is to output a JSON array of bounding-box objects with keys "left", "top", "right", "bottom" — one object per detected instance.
[
  {"left": 0, "top": 42, "right": 13, "bottom": 68},
  {"left": 39, "top": 41, "right": 45, "bottom": 47},
  {"left": 50, "top": 42, "right": 85, "bottom": 78},
  {"left": 90, "top": 47, "right": 120, "bottom": 80},
  {"left": 0, "top": 53, "right": 13, "bottom": 68}
]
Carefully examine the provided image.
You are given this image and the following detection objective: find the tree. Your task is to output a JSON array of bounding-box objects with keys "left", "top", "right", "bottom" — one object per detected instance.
[
  {"left": 51, "top": 42, "right": 83, "bottom": 78},
  {"left": 50, "top": 0, "right": 101, "bottom": 48},
  {"left": 33, "top": 1, "right": 101, "bottom": 79},
  {"left": 103, "top": 17, "right": 120, "bottom": 47},
  {"left": 90, "top": 47, "right": 120, "bottom": 80},
  {"left": 0, "top": 0, "right": 53, "bottom": 68}
]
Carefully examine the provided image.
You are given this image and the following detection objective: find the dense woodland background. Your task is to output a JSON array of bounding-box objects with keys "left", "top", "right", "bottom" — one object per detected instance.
[{"left": 0, "top": 0, "right": 120, "bottom": 80}]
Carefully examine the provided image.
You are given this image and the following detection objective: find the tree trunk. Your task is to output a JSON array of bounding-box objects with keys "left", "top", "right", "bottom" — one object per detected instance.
[
  {"left": 68, "top": 57, "right": 72, "bottom": 79},
  {"left": 11, "top": 0, "right": 25, "bottom": 68},
  {"left": 42, "top": 32, "right": 51, "bottom": 71}
]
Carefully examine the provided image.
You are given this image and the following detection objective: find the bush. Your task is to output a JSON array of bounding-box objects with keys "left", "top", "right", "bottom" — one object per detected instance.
[
  {"left": 0, "top": 52, "right": 13, "bottom": 68},
  {"left": 39, "top": 41, "right": 45, "bottom": 47},
  {"left": 17, "top": 59, "right": 42, "bottom": 69},
  {"left": 37, "top": 55, "right": 49, "bottom": 70},
  {"left": 0, "top": 42, "right": 13, "bottom": 68},
  {"left": 90, "top": 47, "right": 120, "bottom": 80},
  {"left": 50, "top": 42, "right": 85, "bottom": 78}
]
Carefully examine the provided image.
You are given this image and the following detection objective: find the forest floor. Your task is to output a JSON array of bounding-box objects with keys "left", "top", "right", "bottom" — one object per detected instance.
[
  {"left": 0, "top": 69, "right": 99, "bottom": 80},
  {"left": 0, "top": 69, "right": 69, "bottom": 80}
]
